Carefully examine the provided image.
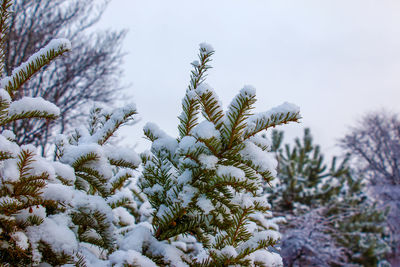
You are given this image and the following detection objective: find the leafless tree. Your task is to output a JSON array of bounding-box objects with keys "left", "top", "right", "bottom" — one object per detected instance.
[
  {"left": 341, "top": 110, "right": 400, "bottom": 264},
  {"left": 2, "top": 0, "right": 126, "bottom": 155}
]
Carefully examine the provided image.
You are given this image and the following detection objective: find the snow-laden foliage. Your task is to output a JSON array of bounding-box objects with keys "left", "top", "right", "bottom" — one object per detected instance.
[
  {"left": 0, "top": 81, "right": 151, "bottom": 265},
  {"left": 0, "top": 29, "right": 148, "bottom": 263},
  {"left": 0, "top": 1, "right": 302, "bottom": 264},
  {"left": 140, "top": 44, "right": 300, "bottom": 266},
  {"left": 0, "top": 36, "right": 300, "bottom": 265},
  {"left": 55, "top": 105, "right": 142, "bottom": 250},
  {"left": 0, "top": 99, "right": 153, "bottom": 265},
  {"left": 0, "top": 3, "right": 76, "bottom": 261},
  {"left": 270, "top": 128, "right": 391, "bottom": 266}
]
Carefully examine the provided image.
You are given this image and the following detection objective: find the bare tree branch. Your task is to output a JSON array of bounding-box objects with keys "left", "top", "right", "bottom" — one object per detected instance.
[{"left": 1, "top": 0, "right": 126, "bottom": 156}]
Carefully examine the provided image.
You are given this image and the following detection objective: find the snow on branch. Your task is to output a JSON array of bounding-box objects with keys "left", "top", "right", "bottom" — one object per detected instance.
[
  {"left": 244, "top": 102, "right": 301, "bottom": 139},
  {"left": 1, "top": 38, "right": 71, "bottom": 96},
  {"left": 223, "top": 85, "right": 257, "bottom": 148},
  {"left": 178, "top": 43, "right": 214, "bottom": 138},
  {"left": 0, "top": 0, "right": 13, "bottom": 77},
  {"left": 8, "top": 96, "right": 60, "bottom": 117},
  {"left": 0, "top": 97, "right": 60, "bottom": 127}
]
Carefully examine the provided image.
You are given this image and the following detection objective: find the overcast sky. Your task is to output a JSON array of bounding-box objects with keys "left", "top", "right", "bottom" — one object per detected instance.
[{"left": 97, "top": 0, "right": 400, "bottom": 156}]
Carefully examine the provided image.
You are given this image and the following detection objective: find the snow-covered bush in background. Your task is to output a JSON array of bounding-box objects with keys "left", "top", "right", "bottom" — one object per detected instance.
[
  {"left": 341, "top": 111, "right": 400, "bottom": 265},
  {"left": 269, "top": 128, "right": 391, "bottom": 266}
]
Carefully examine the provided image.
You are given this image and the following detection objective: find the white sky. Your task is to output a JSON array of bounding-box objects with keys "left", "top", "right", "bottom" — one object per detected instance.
[{"left": 97, "top": 0, "right": 400, "bottom": 156}]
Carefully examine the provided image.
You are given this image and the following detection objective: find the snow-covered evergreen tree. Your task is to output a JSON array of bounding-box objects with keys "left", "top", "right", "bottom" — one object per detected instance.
[
  {"left": 139, "top": 43, "right": 300, "bottom": 266},
  {"left": 270, "top": 128, "right": 345, "bottom": 213},
  {"left": 270, "top": 128, "right": 391, "bottom": 266}
]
